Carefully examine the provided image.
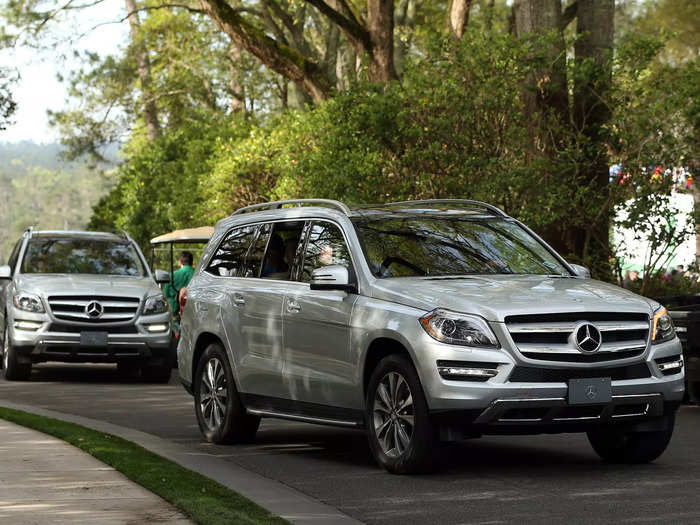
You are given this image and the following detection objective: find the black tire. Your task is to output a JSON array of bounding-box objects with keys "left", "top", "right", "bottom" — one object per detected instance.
[
  {"left": 2, "top": 324, "right": 31, "bottom": 381},
  {"left": 193, "top": 343, "right": 260, "bottom": 444},
  {"left": 687, "top": 381, "right": 700, "bottom": 406},
  {"left": 169, "top": 335, "right": 179, "bottom": 369},
  {"left": 365, "top": 354, "right": 437, "bottom": 474},
  {"left": 141, "top": 362, "right": 172, "bottom": 383},
  {"left": 587, "top": 413, "right": 676, "bottom": 464}
]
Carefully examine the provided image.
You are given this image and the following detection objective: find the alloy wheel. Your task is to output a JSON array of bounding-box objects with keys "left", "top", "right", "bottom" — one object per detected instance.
[
  {"left": 373, "top": 371, "right": 415, "bottom": 458},
  {"left": 199, "top": 357, "right": 228, "bottom": 431}
]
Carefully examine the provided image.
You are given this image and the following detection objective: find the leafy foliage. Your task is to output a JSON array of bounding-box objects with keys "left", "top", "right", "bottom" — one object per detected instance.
[{"left": 0, "top": 142, "right": 111, "bottom": 261}]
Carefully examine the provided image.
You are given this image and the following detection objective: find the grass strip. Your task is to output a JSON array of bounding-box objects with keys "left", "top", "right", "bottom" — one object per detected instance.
[{"left": 0, "top": 406, "right": 288, "bottom": 525}]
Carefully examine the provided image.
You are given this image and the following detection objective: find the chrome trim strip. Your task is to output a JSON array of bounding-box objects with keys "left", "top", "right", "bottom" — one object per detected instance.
[
  {"left": 37, "top": 340, "right": 149, "bottom": 347},
  {"left": 475, "top": 393, "right": 663, "bottom": 425},
  {"left": 246, "top": 409, "right": 361, "bottom": 428},
  {"left": 518, "top": 340, "right": 647, "bottom": 354},
  {"left": 508, "top": 321, "right": 649, "bottom": 333}
]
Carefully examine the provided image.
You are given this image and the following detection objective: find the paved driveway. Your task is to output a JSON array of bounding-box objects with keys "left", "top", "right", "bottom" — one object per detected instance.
[{"left": 1, "top": 363, "right": 699, "bottom": 524}]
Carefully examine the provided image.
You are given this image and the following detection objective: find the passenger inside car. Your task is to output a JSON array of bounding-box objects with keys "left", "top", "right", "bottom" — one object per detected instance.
[{"left": 261, "top": 234, "right": 289, "bottom": 278}]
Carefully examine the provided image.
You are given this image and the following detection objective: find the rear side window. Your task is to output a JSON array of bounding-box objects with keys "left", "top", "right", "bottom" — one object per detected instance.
[
  {"left": 205, "top": 226, "right": 256, "bottom": 277},
  {"left": 241, "top": 224, "right": 271, "bottom": 278},
  {"left": 260, "top": 221, "right": 306, "bottom": 280}
]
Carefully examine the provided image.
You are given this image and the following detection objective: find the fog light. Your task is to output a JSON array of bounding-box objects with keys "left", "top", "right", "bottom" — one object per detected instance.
[
  {"left": 14, "top": 320, "right": 43, "bottom": 331},
  {"left": 147, "top": 323, "right": 169, "bottom": 333},
  {"left": 657, "top": 357, "right": 683, "bottom": 375},
  {"left": 437, "top": 360, "right": 499, "bottom": 381}
]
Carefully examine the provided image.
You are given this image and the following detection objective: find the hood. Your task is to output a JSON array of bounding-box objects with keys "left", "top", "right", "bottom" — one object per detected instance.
[
  {"left": 15, "top": 274, "right": 160, "bottom": 299},
  {"left": 370, "top": 275, "right": 655, "bottom": 322}
]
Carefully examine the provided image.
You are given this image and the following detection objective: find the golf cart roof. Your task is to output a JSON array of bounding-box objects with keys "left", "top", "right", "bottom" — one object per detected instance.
[{"left": 150, "top": 226, "right": 214, "bottom": 245}]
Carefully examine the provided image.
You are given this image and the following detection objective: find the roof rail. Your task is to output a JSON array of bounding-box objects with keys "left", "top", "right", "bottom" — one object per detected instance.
[
  {"left": 110, "top": 229, "right": 131, "bottom": 240},
  {"left": 232, "top": 199, "right": 351, "bottom": 216},
  {"left": 23, "top": 226, "right": 34, "bottom": 238},
  {"left": 370, "top": 199, "right": 509, "bottom": 217}
]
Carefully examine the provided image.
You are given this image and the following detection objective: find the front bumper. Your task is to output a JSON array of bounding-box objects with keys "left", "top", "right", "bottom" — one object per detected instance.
[
  {"left": 9, "top": 309, "right": 171, "bottom": 364},
  {"left": 413, "top": 327, "right": 685, "bottom": 434}
]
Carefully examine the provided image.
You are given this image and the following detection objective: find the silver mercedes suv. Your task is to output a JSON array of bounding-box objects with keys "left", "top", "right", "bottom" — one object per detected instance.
[
  {"left": 177, "top": 199, "right": 684, "bottom": 473},
  {"left": 0, "top": 228, "right": 172, "bottom": 382}
]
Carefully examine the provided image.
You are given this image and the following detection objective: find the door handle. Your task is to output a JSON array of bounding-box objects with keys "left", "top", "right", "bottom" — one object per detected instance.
[
  {"left": 286, "top": 299, "right": 301, "bottom": 313},
  {"left": 233, "top": 294, "right": 246, "bottom": 307}
]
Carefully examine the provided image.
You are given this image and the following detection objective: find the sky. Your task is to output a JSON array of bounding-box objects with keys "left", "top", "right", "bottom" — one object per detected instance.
[{"left": 1, "top": 0, "right": 129, "bottom": 144}]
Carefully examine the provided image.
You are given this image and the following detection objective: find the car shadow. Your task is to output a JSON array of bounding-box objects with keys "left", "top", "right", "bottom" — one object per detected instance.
[{"left": 26, "top": 363, "right": 169, "bottom": 384}]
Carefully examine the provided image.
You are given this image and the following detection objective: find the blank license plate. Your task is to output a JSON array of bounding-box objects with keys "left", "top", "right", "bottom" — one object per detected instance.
[
  {"left": 568, "top": 377, "right": 612, "bottom": 405},
  {"left": 80, "top": 332, "right": 108, "bottom": 347}
]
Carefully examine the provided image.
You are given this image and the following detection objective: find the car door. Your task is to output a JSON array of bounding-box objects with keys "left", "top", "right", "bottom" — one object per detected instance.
[
  {"left": 283, "top": 220, "right": 359, "bottom": 409},
  {"left": 224, "top": 222, "right": 292, "bottom": 399}
]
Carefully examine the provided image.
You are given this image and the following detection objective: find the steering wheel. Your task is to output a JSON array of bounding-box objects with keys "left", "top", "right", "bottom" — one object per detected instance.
[{"left": 380, "top": 256, "right": 426, "bottom": 276}]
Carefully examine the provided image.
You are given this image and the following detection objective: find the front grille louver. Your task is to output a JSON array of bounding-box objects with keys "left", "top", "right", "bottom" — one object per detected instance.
[
  {"left": 47, "top": 295, "right": 141, "bottom": 324},
  {"left": 505, "top": 312, "right": 649, "bottom": 363}
]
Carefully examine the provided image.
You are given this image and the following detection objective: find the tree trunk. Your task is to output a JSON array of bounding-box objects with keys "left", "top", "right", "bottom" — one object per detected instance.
[
  {"left": 367, "top": 0, "right": 398, "bottom": 82},
  {"left": 573, "top": 0, "right": 614, "bottom": 266},
  {"left": 304, "top": 0, "right": 397, "bottom": 83},
  {"left": 512, "top": 0, "right": 568, "bottom": 135},
  {"left": 395, "top": 0, "right": 416, "bottom": 74},
  {"left": 199, "top": 0, "right": 332, "bottom": 103},
  {"left": 228, "top": 44, "right": 246, "bottom": 115},
  {"left": 446, "top": 0, "right": 472, "bottom": 40},
  {"left": 124, "top": 0, "right": 161, "bottom": 140}
]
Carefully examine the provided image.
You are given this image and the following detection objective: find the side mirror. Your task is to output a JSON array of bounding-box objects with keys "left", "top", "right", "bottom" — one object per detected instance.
[
  {"left": 310, "top": 265, "right": 357, "bottom": 293},
  {"left": 154, "top": 269, "right": 171, "bottom": 284},
  {"left": 569, "top": 263, "right": 591, "bottom": 279},
  {"left": 0, "top": 265, "right": 11, "bottom": 280}
]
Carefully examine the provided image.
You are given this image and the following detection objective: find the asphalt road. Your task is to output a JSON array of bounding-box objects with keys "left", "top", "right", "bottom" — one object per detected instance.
[{"left": 1, "top": 363, "right": 699, "bottom": 525}]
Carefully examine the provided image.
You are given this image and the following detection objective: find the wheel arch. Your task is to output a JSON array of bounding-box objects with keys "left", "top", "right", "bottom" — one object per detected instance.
[
  {"left": 192, "top": 332, "right": 237, "bottom": 387},
  {"left": 362, "top": 336, "right": 418, "bottom": 399}
]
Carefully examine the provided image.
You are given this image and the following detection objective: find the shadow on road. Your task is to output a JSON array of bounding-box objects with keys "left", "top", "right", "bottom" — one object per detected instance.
[{"left": 27, "top": 363, "right": 166, "bottom": 384}]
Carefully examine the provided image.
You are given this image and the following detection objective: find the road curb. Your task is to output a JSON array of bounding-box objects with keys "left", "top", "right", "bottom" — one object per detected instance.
[{"left": 0, "top": 400, "right": 362, "bottom": 525}]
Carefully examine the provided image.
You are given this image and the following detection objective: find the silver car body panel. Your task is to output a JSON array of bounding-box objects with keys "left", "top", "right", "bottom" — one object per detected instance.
[{"left": 177, "top": 206, "right": 684, "bottom": 425}]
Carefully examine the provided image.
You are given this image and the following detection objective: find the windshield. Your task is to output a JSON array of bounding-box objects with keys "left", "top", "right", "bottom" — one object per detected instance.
[
  {"left": 353, "top": 216, "right": 570, "bottom": 278},
  {"left": 21, "top": 238, "right": 146, "bottom": 276}
]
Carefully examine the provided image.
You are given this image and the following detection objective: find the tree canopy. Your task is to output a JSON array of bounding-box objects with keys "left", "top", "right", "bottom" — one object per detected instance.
[{"left": 2, "top": 0, "right": 698, "bottom": 282}]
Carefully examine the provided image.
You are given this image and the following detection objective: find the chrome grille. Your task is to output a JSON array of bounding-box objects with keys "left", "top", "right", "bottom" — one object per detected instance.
[
  {"left": 47, "top": 295, "right": 141, "bottom": 323},
  {"left": 505, "top": 312, "right": 649, "bottom": 363}
]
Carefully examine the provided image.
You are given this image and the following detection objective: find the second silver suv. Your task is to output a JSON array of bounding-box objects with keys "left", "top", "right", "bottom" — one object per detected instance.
[
  {"left": 0, "top": 229, "right": 173, "bottom": 382},
  {"left": 178, "top": 199, "right": 684, "bottom": 473}
]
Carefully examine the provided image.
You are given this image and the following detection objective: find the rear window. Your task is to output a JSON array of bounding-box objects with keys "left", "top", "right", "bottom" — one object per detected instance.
[
  {"left": 21, "top": 238, "right": 145, "bottom": 276},
  {"left": 204, "top": 226, "right": 257, "bottom": 277}
]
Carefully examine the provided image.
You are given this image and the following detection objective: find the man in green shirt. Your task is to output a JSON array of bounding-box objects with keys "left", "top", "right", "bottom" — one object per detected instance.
[{"left": 164, "top": 251, "right": 195, "bottom": 317}]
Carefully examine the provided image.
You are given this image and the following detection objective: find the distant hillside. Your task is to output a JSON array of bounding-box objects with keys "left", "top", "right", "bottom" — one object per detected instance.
[{"left": 0, "top": 141, "right": 116, "bottom": 261}]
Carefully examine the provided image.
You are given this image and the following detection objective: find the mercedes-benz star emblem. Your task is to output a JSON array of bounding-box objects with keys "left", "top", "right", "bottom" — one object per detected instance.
[
  {"left": 85, "top": 301, "right": 104, "bottom": 319},
  {"left": 586, "top": 385, "right": 598, "bottom": 400},
  {"left": 572, "top": 322, "right": 602, "bottom": 354}
]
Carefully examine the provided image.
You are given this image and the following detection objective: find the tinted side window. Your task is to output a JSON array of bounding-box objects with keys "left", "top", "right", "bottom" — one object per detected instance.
[
  {"left": 301, "top": 222, "right": 353, "bottom": 282},
  {"left": 205, "top": 226, "right": 256, "bottom": 277},
  {"left": 242, "top": 223, "right": 271, "bottom": 278},
  {"left": 261, "top": 221, "right": 306, "bottom": 281},
  {"left": 7, "top": 239, "right": 22, "bottom": 272}
]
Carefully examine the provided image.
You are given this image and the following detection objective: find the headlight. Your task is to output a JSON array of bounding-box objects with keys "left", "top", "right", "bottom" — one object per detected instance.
[
  {"left": 652, "top": 307, "right": 675, "bottom": 344},
  {"left": 143, "top": 295, "right": 170, "bottom": 316},
  {"left": 419, "top": 309, "right": 499, "bottom": 348},
  {"left": 13, "top": 292, "right": 45, "bottom": 313}
]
